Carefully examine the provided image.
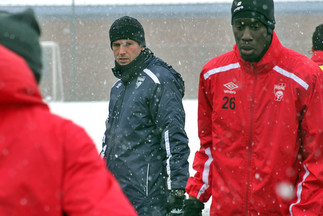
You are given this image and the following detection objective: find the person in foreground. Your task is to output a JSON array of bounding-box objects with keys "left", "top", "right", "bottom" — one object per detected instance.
[
  {"left": 311, "top": 23, "right": 323, "bottom": 70},
  {"left": 183, "top": 0, "right": 323, "bottom": 215},
  {"left": 101, "top": 16, "right": 190, "bottom": 215},
  {"left": 0, "top": 9, "right": 137, "bottom": 216}
]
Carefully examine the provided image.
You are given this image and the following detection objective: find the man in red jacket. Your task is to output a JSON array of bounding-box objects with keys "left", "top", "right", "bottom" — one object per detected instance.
[
  {"left": 311, "top": 23, "right": 323, "bottom": 70},
  {"left": 184, "top": 0, "right": 323, "bottom": 215},
  {"left": 0, "top": 9, "right": 137, "bottom": 216}
]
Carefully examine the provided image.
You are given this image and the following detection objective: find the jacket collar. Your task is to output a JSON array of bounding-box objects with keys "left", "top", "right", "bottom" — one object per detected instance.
[
  {"left": 112, "top": 48, "right": 153, "bottom": 84},
  {"left": 234, "top": 31, "right": 283, "bottom": 74},
  {"left": 311, "top": 50, "right": 323, "bottom": 66}
]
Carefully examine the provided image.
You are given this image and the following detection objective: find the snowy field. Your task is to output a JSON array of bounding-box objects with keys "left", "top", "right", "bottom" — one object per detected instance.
[{"left": 48, "top": 99, "right": 211, "bottom": 215}]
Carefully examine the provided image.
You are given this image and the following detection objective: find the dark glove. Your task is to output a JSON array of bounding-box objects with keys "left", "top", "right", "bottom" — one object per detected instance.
[
  {"left": 182, "top": 198, "right": 204, "bottom": 216},
  {"left": 166, "top": 189, "right": 186, "bottom": 215}
]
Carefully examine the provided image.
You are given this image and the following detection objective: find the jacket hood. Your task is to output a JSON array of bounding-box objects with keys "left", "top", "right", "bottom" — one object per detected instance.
[
  {"left": 155, "top": 56, "right": 185, "bottom": 98},
  {"left": 0, "top": 45, "right": 46, "bottom": 107},
  {"left": 311, "top": 50, "right": 323, "bottom": 66},
  {"left": 171, "top": 68, "right": 185, "bottom": 98},
  {"left": 234, "top": 31, "right": 282, "bottom": 74}
]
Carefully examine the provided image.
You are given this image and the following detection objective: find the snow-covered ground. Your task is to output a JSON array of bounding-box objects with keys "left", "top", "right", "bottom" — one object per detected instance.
[{"left": 48, "top": 99, "right": 211, "bottom": 215}]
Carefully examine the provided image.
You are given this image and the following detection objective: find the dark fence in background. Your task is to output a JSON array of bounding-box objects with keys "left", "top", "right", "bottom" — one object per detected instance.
[{"left": 3, "top": 2, "right": 323, "bottom": 101}]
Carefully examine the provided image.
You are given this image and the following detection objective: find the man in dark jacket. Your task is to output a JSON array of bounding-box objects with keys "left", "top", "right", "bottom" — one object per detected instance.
[
  {"left": 0, "top": 9, "right": 137, "bottom": 216},
  {"left": 102, "top": 16, "right": 190, "bottom": 216}
]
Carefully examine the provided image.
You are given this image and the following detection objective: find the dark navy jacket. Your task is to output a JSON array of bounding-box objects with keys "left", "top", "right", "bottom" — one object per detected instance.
[{"left": 102, "top": 49, "right": 190, "bottom": 215}]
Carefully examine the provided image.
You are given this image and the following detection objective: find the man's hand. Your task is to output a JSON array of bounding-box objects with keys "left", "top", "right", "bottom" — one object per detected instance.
[
  {"left": 182, "top": 196, "right": 204, "bottom": 216},
  {"left": 166, "top": 189, "right": 186, "bottom": 215}
]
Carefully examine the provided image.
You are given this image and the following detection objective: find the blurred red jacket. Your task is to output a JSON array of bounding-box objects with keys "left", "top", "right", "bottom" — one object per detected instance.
[{"left": 0, "top": 45, "right": 137, "bottom": 216}]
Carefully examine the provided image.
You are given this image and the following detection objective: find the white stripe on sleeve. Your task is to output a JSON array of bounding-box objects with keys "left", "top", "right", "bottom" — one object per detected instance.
[
  {"left": 289, "top": 164, "right": 310, "bottom": 216},
  {"left": 273, "top": 66, "right": 309, "bottom": 90},
  {"left": 164, "top": 130, "right": 172, "bottom": 190},
  {"left": 144, "top": 68, "right": 160, "bottom": 84},
  {"left": 204, "top": 63, "right": 240, "bottom": 80},
  {"left": 197, "top": 147, "right": 213, "bottom": 199}
]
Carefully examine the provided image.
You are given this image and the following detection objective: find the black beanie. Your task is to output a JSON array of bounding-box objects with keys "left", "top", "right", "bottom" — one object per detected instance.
[
  {"left": 231, "top": 0, "right": 275, "bottom": 32},
  {"left": 109, "top": 16, "right": 146, "bottom": 48},
  {"left": 312, "top": 24, "right": 323, "bottom": 51},
  {"left": 0, "top": 8, "right": 42, "bottom": 83}
]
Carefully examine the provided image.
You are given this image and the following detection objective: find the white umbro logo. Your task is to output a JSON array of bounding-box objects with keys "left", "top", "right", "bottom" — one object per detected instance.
[
  {"left": 224, "top": 82, "right": 238, "bottom": 94},
  {"left": 224, "top": 82, "right": 238, "bottom": 90}
]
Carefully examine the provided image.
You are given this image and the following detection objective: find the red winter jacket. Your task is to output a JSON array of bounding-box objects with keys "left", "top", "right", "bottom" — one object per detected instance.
[
  {"left": 311, "top": 50, "right": 323, "bottom": 71},
  {"left": 0, "top": 45, "right": 137, "bottom": 216},
  {"left": 186, "top": 32, "right": 323, "bottom": 215}
]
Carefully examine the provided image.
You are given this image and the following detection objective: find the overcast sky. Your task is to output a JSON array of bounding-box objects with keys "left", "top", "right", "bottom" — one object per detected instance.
[{"left": 0, "top": 0, "right": 322, "bottom": 6}]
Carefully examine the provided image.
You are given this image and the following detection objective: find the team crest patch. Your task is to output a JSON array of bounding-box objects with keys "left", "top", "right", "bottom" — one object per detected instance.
[
  {"left": 274, "top": 83, "right": 286, "bottom": 101},
  {"left": 135, "top": 75, "right": 145, "bottom": 89}
]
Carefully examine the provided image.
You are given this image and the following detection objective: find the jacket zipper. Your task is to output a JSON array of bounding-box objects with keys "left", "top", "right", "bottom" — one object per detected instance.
[
  {"left": 245, "top": 64, "right": 257, "bottom": 216},
  {"left": 107, "top": 85, "right": 126, "bottom": 164}
]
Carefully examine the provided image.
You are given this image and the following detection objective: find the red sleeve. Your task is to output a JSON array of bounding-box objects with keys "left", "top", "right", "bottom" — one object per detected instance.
[
  {"left": 62, "top": 121, "right": 137, "bottom": 216},
  {"left": 185, "top": 69, "right": 213, "bottom": 202},
  {"left": 289, "top": 69, "right": 323, "bottom": 215}
]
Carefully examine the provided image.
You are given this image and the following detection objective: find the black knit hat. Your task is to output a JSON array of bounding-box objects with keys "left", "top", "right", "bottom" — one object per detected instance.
[
  {"left": 231, "top": 0, "right": 275, "bottom": 32},
  {"left": 312, "top": 24, "right": 323, "bottom": 51},
  {"left": 0, "top": 8, "right": 42, "bottom": 83},
  {"left": 109, "top": 16, "right": 146, "bottom": 48}
]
